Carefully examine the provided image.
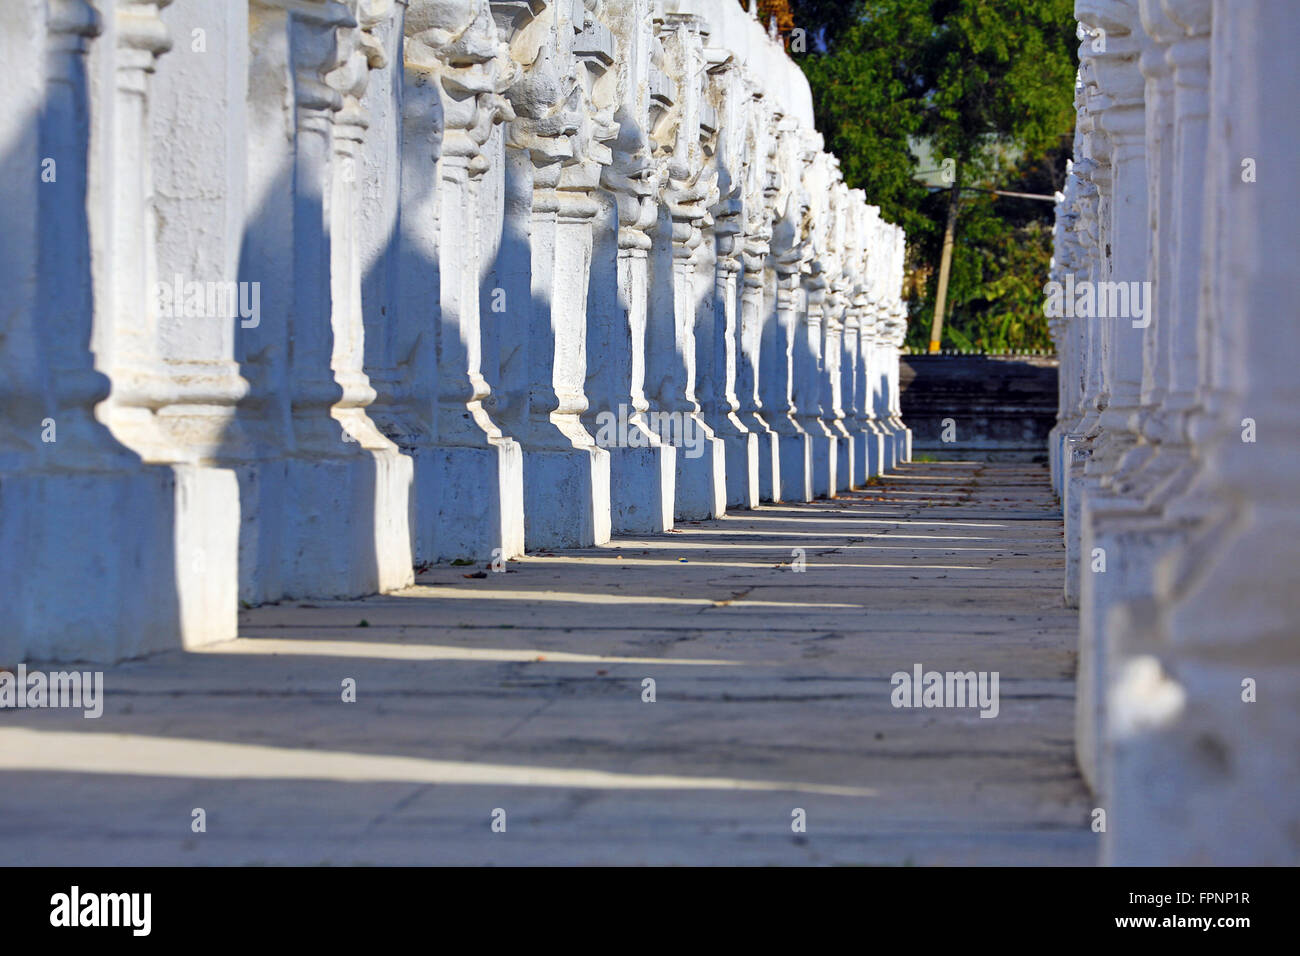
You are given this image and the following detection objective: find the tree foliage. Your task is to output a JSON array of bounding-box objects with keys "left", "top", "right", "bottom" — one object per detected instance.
[{"left": 782, "top": 0, "right": 1078, "bottom": 351}]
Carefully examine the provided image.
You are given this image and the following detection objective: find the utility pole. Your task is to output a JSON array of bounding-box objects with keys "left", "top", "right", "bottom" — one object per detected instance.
[
  {"left": 928, "top": 168, "right": 960, "bottom": 353},
  {"left": 913, "top": 161, "right": 1057, "bottom": 354}
]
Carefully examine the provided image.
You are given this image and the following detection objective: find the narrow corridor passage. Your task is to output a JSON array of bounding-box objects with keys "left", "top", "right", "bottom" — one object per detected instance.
[{"left": 0, "top": 462, "right": 1093, "bottom": 865}]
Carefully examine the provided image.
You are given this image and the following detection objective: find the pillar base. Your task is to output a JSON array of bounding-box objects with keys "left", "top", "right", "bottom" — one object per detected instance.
[
  {"left": 776, "top": 432, "right": 812, "bottom": 504},
  {"left": 1077, "top": 497, "right": 1168, "bottom": 794},
  {"left": 719, "top": 429, "right": 758, "bottom": 510},
  {"left": 833, "top": 425, "right": 852, "bottom": 492},
  {"left": 1062, "top": 436, "right": 1093, "bottom": 607},
  {"left": 279, "top": 447, "right": 412, "bottom": 599},
  {"left": 674, "top": 435, "right": 726, "bottom": 520},
  {"left": 417, "top": 439, "right": 524, "bottom": 564},
  {"left": 863, "top": 426, "right": 887, "bottom": 478},
  {"left": 2, "top": 468, "right": 181, "bottom": 663},
  {"left": 755, "top": 424, "right": 781, "bottom": 503},
  {"left": 880, "top": 430, "right": 898, "bottom": 472},
  {"left": 810, "top": 433, "right": 837, "bottom": 499},
  {"left": 608, "top": 442, "right": 675, "bottom": 534},
  {"left": 173, "top": 463, "right": 241, "bottom": 652},
  {"left": 522, "top": 446, "right": 611, "bottom": 550},
  {"left": 848, "top": 430, "right": 868, "bottom": 487}
]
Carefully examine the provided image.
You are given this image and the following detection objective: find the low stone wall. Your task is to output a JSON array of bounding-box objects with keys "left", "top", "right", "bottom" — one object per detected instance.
[{"left": 899, "top": 355, "right": 1058, "bottom": 461}]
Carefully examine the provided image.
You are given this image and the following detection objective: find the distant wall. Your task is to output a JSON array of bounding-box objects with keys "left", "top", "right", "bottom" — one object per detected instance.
[{"left": 899, "top": 355, "right": 1058, "bottom": 460}]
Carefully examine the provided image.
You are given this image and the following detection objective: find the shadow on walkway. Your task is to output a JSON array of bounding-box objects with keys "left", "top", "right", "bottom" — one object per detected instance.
[{"left": 0, "top": 461, "right": 1093, "bottom": 866}]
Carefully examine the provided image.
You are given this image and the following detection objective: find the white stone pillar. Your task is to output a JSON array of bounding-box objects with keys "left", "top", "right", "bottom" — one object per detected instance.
[
  {"left": 1121, "top": 1, "right": 1177, "bottom": 488},
  {"left": 88, "top": 0, "right": 243, "bottom": 655},
  {"left": 499, "top": 0, "right": 614, "bottom": 549},
  {"left": 819, "top": 187, "right": 849, "bottom": 493},
  {"left": 354, "top": 0, "right": 405, "bottom": 463},
  {"left": 1047, "top": 152, "right": 1081, "bottom": 496},
  {"left": 1, "top": 0, "right": 181, "bottom": 662},
  {"left": 795, "top": 143, "right": 838, "bottom": 499},
  {"left": 647, "top": 13, "right": 725, "bottom": 520},
  {"left": 858, "top": 208, "right": 889, "bottom": 478},
  {"left": 148, "top": 0, "right": 254, "bottom": 646},
  {"left": 700, "top": 50, "right": 757, "bottom": 511},
  {"left": 882, "top": 228, "right": 912, "bottom": 464},
  {"left": 1135, "top": 0, "right": 1211, "bottom": 504},
  {"left": 735, "top": 90, "right": 779, "bottom": 504},
  {"left": 766, "top": 120, "right": 812, "bottom": 502},
  {"left": 1074, "top": 0, "right": 1170, "bottom": 795},
  {"left": 326, "top": 1, "right": 414, "bottom": 590},
  {"left": 235, "top": 0, "right": 405, "bottom": 600},
  {"left": 1082, "top": 2, "right": 1149, "bottom": 484},
  {"left": 1062, "top": 36, "right": 1116, "bottom": 609},
  {"left": 397, "top": 0, "right": 524, "bottom": 564},
  {"left": 841, "top": 193, "right": 871, "bottom": 488},
  {"left": 587, "top": 0, "right": 677, "bottom": 534}
]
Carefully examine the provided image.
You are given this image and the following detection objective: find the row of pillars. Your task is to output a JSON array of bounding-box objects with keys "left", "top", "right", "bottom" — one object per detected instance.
[
  {"left": 1049, "top": 0, "right": 1299, "bottom": 864},
  {"left": 0, "top": 0, "right": 910, "bottom": 664}
]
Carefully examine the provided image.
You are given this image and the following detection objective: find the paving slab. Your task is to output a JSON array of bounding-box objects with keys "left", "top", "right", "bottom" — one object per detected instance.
[{"left": 0, "top": 461, "right": 1095, "bottom": 865}]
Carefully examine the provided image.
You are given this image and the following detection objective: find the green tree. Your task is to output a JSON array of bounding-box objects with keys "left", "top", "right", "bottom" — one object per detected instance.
[{"left": 789, "top": 0, "right": 1078, "bottom": 351}]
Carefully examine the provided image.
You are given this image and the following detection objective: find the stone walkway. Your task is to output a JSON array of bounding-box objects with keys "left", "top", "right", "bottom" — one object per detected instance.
[{"left": 0, "top": 461, "right": 1094, "bottom": 865}]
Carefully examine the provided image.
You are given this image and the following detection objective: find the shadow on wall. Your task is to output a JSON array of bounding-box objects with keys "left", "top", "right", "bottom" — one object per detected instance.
[{"left": 899, "top": 354, "right": 1058, "bottom": 461}]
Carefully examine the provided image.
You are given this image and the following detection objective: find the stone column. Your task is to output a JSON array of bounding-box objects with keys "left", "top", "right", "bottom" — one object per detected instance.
[
  {"left": 237, "top": 0, "right": 403, "bottom": 599},
  {"left": 858, "top": 208, "right": 889, "bottom": 478},
  {"left": 880, "top": 228, "right": 912, "bottom": 465},
  {"left": 700, "top": 49, "right": 756, "bottom": 512},
  {"left": 1135, "top": 0, "right": 1211, "bottom": 505},
  {"left": 1120, "top": 1, "right": 1177, "bottom": 489},
  {"left": 587, "top": 0, "right": 676, "bottom": 534},
  {"left": 396, "top": 0, "right": 524, "bottom": 563},
  {"left": 90, "top": 0, "right": 175, "bottom": 463},
  {"left": 841, "top": 193, "right": 871, "bottom": 488},
  {"left": 795, "top": 144, "right": 838, "bottom": 499},
  {"left": 326, "top": 1, "right": 414, "bottom": 589},
  {"left": 0, "top": 0, "right": 47, "bottom": 498},
  {"left": 841, "top": 297, "right": 865, "bottom": 488},
  {"left": 90, "top": 0, "right": 243, "bottom": 655},
  {"left": 819, "top": 191, "right": 847, "bottom": 493},
  {"left": 1081, "top": 2, "right": 1150, "bottom": 485},
  {"left": 823, "top": 294, "right": 852, "bottom": 493},
  {"left": 895, "top": 230, "right": 913, "bottom": 462},
  {"left": 1060, "top": 159, "right": 1103, "bottom": 564},
  {"left": 1, "top": 0, "right": 181, "bottom": 661},
  {"left": 766, "top": 120, "right": 812, "bottom": 502},
  {"left": 148, "top": 0, "right": 254, "bottom": 646},
  {"left": 647, "top": 13, "right": 725, "bottom": 520},
  {"left": 354, "top": 0, "right": 406, "bottom": 469},
  {"left": 735, "top": 90, "right": 779, "bottom": 504},
  {"left": 1074, "top": 0, "right": 1169, "bottom": 794},
  {"left": 1047, "top": 150, "right": 1080, "bottom": 496},
  {"left": 499, "top": 0, "right": 614, "bottom": 549},
  {"left": 1062, "top": 34, "right": 1116, "bottom": 608}
]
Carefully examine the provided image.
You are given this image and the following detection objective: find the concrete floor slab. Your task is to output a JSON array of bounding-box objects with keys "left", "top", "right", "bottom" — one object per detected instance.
[{"left": 0, "top": 462, "right": 1094, "bottom": 865}]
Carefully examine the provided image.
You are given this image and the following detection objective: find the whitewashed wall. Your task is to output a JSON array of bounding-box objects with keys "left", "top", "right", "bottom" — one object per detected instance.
[
  {"left": 0, "top": 0, "right": 909, "bottom": 664},
  {"left": 1050, "top": 0, "right": 1300, "bottom": 864}
]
